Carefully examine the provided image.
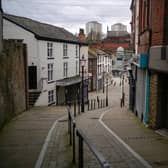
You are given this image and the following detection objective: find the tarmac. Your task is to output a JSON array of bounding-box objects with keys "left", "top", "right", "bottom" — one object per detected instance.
[{"left": 0, "top": 77, "right": 168, "bottom": 168}]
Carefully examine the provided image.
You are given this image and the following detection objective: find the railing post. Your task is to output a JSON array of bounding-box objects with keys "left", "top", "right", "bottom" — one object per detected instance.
[
  {"left": 74, "top": 101, "right": 76, "bottom": 117},
  {"left": 69, "top": 114, "right": 72, "bottom": 146},
  {"left": 68, "top": 110, "right": 70, "bottom": 134},
  {"left": 78, "top": 135, "right": 83, "bottom": 168},
  {"left": 72, "top": 122, "right": 76, "bottom": 164},
  {"left": 78, "top": 100, "right": 80, "bottom": 114}
]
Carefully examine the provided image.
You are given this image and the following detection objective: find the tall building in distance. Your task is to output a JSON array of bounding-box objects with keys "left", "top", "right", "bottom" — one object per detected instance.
[
  {"left": 86, "top": 21, "right": 102, "bottom": 41},
  {"left": 107, "top": 23, "right": 129, "bottom": 37}
]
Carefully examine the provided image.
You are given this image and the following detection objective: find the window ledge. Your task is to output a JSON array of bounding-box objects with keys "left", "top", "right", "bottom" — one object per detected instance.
[
  {"left": 48, "top": 102, "right": 55, "bottom": 106},
  {"left": 63, "top": 56, "right": 69, "bottom": 59},
  {"left": 48, "top": 57, "right": 55, "bottom": 60},
  {"left": 48, "top": 80, "right": 55, "bottom": 84}
]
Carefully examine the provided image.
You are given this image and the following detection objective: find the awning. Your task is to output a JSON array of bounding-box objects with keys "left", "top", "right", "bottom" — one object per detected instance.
[{"left": 56, "top": 76, "right": 81, "bottom": 86}]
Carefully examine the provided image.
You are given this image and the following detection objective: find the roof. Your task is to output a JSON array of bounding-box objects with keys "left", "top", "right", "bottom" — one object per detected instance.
[
  {"left": 4, "top": 13, "right": 87, "bottom": 45},
  {"left": 56, "top": 76, "right": 81, "bottom": 86}
]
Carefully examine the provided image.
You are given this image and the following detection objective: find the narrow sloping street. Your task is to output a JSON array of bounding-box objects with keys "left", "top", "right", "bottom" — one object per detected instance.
[{"left": 0, "top": 77, "right": 168, "bottom": 168}]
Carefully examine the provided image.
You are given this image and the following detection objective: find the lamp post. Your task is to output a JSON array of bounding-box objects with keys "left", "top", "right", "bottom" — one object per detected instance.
[
  {"left": 80, "top": 55, "right": 86, "bottom": 112},
  {"left": 106, "top": 77, "right": 108, "bottom": 106}
]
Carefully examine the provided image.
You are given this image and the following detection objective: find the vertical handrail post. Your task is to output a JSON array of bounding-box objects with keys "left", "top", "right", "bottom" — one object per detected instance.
[
  {"left": 78, "top": 135, "right": 83, "bottom": 168},
  {"left": 72, "top": 121, "right": 76, "bottom": 164},
  {"left": 74, "top": 101, "right": 76, "bottom": 117}
]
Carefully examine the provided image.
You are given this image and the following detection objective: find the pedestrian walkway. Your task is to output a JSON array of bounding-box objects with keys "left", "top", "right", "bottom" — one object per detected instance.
[{"left": 0, "top": 106, "right": 67, "bottom": 168}]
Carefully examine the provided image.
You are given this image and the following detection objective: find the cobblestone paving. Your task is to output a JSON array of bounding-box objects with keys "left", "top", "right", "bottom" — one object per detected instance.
[
  {"left": 41, "top": 119, "right": 75, "bottom": 168},
  {"left": 76, "top": 109, "right": 148, "bottom": 168}
]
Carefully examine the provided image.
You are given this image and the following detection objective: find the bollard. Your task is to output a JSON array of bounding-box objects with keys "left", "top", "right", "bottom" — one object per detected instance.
[
  {"left": 94, "top": 99, "right": 96, "bottom": 109},
  {"left": 101, "top": 99, "right": 103, "bottom": 108},
  {"left": 103, "top": 99, "right": 105, "bottom": 107},
  {"left": 91, "top": 99, "right": 93, "bottom": 110},
  {"left": 88, "top": 100, "right": 90, "bottom": 111}
]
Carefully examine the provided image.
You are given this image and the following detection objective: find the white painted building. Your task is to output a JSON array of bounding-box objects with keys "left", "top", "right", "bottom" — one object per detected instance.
[
  {"left": 94, "top": 49, "right": 112, "bottom": 90},
  {"left": 3, "top": 14, "right": 88, "bottom": 106}
]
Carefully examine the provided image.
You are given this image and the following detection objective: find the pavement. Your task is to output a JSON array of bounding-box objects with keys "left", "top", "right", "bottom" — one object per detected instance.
[
  {"left": 0, "top": 106, "right": 68, "bottom": 168},
  {"left": 0, "top": 76, "right": 168, "bottom": 168}
]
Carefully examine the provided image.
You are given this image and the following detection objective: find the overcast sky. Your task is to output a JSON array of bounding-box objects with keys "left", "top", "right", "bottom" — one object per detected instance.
[{"left": 2, "top": 0, "right": 131, "bottom": 34}]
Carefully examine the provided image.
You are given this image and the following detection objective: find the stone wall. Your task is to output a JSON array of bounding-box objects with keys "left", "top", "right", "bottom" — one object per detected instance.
[
  {"left": 0, "top": 2, "right": 2, "bottom": 52},
  {"left": 0, "top": 40, "right": 28, "bottom": 128}
]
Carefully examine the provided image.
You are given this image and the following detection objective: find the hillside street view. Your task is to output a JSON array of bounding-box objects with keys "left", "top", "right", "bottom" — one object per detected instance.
[{"left": 0, "top": 0, "right": 168, "bottom": 168}]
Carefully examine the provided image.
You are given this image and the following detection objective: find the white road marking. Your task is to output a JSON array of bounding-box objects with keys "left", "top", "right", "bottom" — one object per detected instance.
[{"left": 99, "top": 110, "right": 152, "bottom": 168}]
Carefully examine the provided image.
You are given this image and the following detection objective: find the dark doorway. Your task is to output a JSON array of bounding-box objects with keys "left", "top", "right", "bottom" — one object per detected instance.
[
  {"left": 158, "top": 74, "right": 168, "bottom": 129},
  {"left": 28, "top": 66, "right": 37, "bottom": 89}
]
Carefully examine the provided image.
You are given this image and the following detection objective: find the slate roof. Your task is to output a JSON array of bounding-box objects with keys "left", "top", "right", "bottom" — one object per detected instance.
[{"left": 4, "top": 13, "right": 86, "bottom": 44}]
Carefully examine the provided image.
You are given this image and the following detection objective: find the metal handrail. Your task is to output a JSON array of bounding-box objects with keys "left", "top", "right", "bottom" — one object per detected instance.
[{"left": 76, "top": 129, "right": 111, "bottom": 168}]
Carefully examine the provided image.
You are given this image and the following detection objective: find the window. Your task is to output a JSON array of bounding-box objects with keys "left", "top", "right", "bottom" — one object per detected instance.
[
  {"left": 76, "top": 45, "right": 78, "bottom": 57},
  {"left": 63, "top": 43, "right": 68, "bottom": 57},
  {"left": 63, "top": 62, "right": 68, "bottom": 78},
  {"left": 47, "top": 42, "right": 53, "bottom": 58},
  {"left": 48, "top": 63, "right": 53, "bottom": 82},
  {"left": 48, "top": 90, "right": 54, "bottom": 104},
  {"left": 76, "top": 60, "right": 78, "bottom": 75}
]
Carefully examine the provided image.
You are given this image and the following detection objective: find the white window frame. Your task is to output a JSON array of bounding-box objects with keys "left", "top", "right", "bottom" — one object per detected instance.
[
  {"left": 63, "top": 62, "right": 68, "bottom": 78},
  {"left": 63, "top": 43, "right": 68, "bottom": 57},
  {"left": 47, "top": 42, "right": 53, "bottom": 58},
  {"left": 48, "top": 63, "right": 54, "bottom": 82},
  {"left": 48, "top": 90, "right": 54, "bottom": 104}
]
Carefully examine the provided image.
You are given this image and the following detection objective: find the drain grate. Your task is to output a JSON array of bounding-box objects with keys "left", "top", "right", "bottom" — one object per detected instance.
[
  {"left": 153, "top": 160, "right": 168, "bottom": 166},
  {"left": 90, "top": 117, "right": 99, "bottom": 120},
  {"left": 58, "top": 119, "right": 68, "bottom": 122}
]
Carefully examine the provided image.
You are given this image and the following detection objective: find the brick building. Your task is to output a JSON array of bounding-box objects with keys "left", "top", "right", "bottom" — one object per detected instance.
[
  {"left": 130, "top": 0, "right": 168, "bottom": 129},
  {"left": 149, "top": 0, "right": 168, "bottom": 129}
]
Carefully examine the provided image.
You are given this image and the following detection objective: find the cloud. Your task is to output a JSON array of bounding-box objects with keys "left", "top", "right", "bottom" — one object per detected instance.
[{"left": 2, "top": 0, "right": 131, "bottom": 33}]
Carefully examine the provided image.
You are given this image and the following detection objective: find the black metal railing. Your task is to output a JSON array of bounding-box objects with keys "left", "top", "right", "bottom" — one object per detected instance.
[
  {"left": 68, "top": 109, "right": 111, "bottom": 168},
  {"left": 76, "top": 129, "right": 111, "bottom": 168}
]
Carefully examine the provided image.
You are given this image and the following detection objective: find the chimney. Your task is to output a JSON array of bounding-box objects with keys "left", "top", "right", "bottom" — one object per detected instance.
[{"left": 79, "top": 28, "right": 86, "bottom": 42}]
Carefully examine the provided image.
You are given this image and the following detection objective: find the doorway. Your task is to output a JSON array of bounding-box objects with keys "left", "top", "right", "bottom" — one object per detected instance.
[{"left": 28, "top": 66, "right": 37, "bottom": 89}]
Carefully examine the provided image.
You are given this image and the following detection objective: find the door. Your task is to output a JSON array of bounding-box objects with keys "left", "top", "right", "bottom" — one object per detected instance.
[{"left": 28, "top": 66, "right": 37, "bottom": 89}]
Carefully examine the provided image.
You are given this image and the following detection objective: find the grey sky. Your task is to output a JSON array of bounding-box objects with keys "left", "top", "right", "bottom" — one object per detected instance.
[{"left": 2, "top": 0, "right": 131, "bottom": 34}]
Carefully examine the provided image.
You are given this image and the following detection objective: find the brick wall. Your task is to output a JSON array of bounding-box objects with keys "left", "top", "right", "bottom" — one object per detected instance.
[
  {"left": 0, "top": 40, "right": 28, "bottom": 128},
  {"left": 149, "top": 73, "right": 158, "bottom": 129},
  {"left": 151, "top": 0, "right": 165, "bottom": 45}
]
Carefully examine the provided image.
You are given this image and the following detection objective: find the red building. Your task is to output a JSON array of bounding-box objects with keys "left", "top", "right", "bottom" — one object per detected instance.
[{"left": 130, "top": 0, "right": 168, "bottom": 129}]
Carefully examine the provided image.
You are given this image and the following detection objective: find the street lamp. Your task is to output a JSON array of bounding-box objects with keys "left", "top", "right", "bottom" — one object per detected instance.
[
  {"left": 106, "top": 76, "right": 108, "bottom": 106},
  {"left": 80, "top": 55, "right": 86, "bottom": 112}
]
